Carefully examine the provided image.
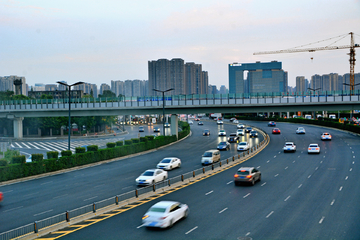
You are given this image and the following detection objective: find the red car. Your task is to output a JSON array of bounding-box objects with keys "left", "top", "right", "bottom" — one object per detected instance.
[
  {"left": 272, "top": 128, "right": 281, "bottom": 134},
  {"left": 0, "top": 192, "right": 3, "bottom": 203}
]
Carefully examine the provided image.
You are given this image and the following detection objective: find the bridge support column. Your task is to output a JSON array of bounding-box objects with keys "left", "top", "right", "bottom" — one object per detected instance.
[
  {"left": 170, "top": 114, "right": 178, "bottom": 139},
  {"left": 287, "top": 112, "right": 289, "bottom": 119},
  {"left": 13, "top": 117, "right": 24, "bottom": 139}
]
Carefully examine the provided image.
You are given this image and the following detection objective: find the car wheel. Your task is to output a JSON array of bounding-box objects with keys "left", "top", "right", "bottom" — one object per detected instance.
[
  {"left": 170, "top": 166, "right": 173, "bottom": 170},
  {"left": 152, "top": 180, "right": 155, "bottom": 185},
  {"left": 163, "top": 176, "right": 166, "bottom": 181},
  {"left": 234, "top": 181, "right": 240, "bottom": 186},
  {"left": 178, "top": 163, "right": 181, "bottom": 168},
  {"left": 258, "top": 174, "right": 261, "bottom": 182},
  {"left": 168, "top": 219, "right": 174, "bottom": 228},
  {"left": 251, "top": 179, "right": 255, "bottom": 186},
  {"left": 183, "top": 209, "right": 189, "bottom": 219}
]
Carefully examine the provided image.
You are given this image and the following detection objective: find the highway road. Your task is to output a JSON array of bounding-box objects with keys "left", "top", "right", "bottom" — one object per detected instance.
[
  {"left": 50, "top": 120, "right": 360, "bottom": 240},
  {"left": 0, "top": 119, "right": 262, "bottom": 233}
]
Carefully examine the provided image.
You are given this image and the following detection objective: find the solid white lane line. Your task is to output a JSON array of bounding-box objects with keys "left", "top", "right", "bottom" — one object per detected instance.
[
  {"left": 345, "top": 176, "right": 348, "bottom": 180},
  {"left": 205, "top": 190, "right": 213, "bottom": 195},
  {"left": 319, "top": 216, "right": 325, "bottom": 224},
  {"left": 219, "top": 208, "right": 228, "bottom": 213},
  {"left": 257, "top": 166, "right": 261, "bottom": 168},
  {"left": 261, "top": 182, "right": 266, "bottom": 186},
  {"left": 137, "top": 224, "right": 145, "bottom": 229},
  {"left": 3, "top": 206, "right": 23, "bottom": 212},
  {"left": 298, "top": 184, "right": 302, "bottom": 188},
  {"left": 185, "top": 226, "right": 198, "bottom": 235},
  {"left": 41, "top": 181, "right": 53, "bottom": 185},
  {"left": 243, "top": 193, "right": 250, "bottom": 198},
  {"left": 284, "top": 196, "right": 291, "bottom": 201},
  {"left": 227, "top": 181, "right": 233, "bottom": 185},
  {"left": 330, "top": 199, "right": 335, "bottom": 205},
  {"left": 83, "top": 196, "right": 98, "bottom": 201},
  {"left": 34, "top": 209, "right": 53, "bottom": 217},
  {"left": 266, "top": 211, "right": 274, "bottom": 218},
  {"left": 122, "top": 186, "right": 132, "bottom": 190},
  {"left": 274, "top": 174, "right": 279, "bottom": 177},
  {"left": 339, "top": 186, "right": 343, "bottom": 191}
]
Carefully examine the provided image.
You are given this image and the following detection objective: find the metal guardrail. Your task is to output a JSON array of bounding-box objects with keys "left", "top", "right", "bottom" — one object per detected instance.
[{"left": 0, "top": 127, "right": 269, "bottom": 240}]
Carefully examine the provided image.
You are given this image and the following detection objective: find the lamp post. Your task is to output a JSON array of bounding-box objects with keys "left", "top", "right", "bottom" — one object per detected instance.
[
  {"left": 57, "top": 81, "right": 84, "bottom": 151},
  {"left": 153, "top": 88, "right": 174, "bottom": 136}
]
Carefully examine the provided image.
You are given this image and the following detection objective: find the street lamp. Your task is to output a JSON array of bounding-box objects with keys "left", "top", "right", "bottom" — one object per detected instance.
[
  {"left": 153, "top": 88, "right": 174, "bottom": 136},
  {"left": 57, "top": 81, "right": 84, "bottom": 151}
]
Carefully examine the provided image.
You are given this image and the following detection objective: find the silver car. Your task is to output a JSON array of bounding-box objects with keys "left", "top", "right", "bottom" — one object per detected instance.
[
  {"left": 234, "top": 167, "right": 261, "bottom": 186},
  {"left": 283, "top": 142, "right": 296, "bottom": 152}
]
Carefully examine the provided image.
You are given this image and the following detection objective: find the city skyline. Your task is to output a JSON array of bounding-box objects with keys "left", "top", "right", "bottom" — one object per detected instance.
[{"left": 1, "top": 1, "right": 359, "bottom": 89}]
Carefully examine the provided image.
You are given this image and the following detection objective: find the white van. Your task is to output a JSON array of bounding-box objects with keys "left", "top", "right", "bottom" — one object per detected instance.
[
  {"left": 201, "top": 150, "right": 220, "bottom": 165},
  {"left": 304, "top": 115, "right": 312, "bottom": 120},
  {"left": 329, "top": 114, "right": 336, "bottom": 119}
]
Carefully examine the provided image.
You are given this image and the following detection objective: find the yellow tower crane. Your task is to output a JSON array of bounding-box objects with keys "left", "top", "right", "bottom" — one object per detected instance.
[{"left": 254, "top": 32, "right": 360, "bottom": 91}]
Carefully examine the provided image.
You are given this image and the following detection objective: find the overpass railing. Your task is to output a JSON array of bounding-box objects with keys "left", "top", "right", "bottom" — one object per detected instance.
[{"left": 0, "top": 125, "right": 269, "bottom": 240}]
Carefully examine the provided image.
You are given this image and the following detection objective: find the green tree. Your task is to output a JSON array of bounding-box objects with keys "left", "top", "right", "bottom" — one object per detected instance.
[
  {"left": 40, "top": 94, "right": 53, "bottom": 99},
  {"left": 99, "top": 90, "right": 115, "bottom": 98}
]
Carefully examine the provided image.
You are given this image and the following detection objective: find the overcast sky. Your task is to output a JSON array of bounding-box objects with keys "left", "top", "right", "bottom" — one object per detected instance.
[{"left": 1, "top": 0, "right": 360, "bottom": 89}]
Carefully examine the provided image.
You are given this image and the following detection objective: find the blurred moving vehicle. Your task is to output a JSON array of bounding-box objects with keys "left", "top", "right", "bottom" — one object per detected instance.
[
  {"left": 139, "top": 126, "right": 144, "bottom": 132},
  {"left": 0, "top": 192, "right": 3, "bottom": 203},
  {"left": 236, "top": 129, "right": 245, "bottom": 136},
  {"left": 321, "top": 132, "right": 332, "bottom": 140},
  {"left": 217, "top": 120, "right": 223, "bottom": 125},
  {"left": 245, "top": 127, "right": 252, "bottom": 133},
  {"left": 153, "top": 127, "right": 161, "bottom": 132},
  {"left": 203, "top": 129, "right": 210, "bottom": 136},
  {"left": 237, "top": 142, "right": 250, "bottom": 151},
  {"left": 228, "top": 133, "right": 239, "bottom": 143},
  {"left": 198, "top": 121, "right": 204, "bottom": 125},
  {"left": 201, "top": 149, "right": 220, "bottom": 165},
  {"left": 135, "top": 169, "right": 168, "bottom": 186},
  {"left": 283, "top": 142, "right": 296, "bottom": 152},
  {"left": 188, "top": 120, "right": 193, "bottom": 125},
  {"left": 272, "top": 128, "right": 281, "bottom": 134},
  {"left": 164, "top": 123, "right": 170, "bottom": 128},
  {"left": 249, "top": 130, "right": 258, "bottom": 138},
  {"left": 217, "top": 141, "right": 230, "bottom": 151},
  {"left": 234, "top": 167, "right": 261, "bottom": 186},
  {"left": 237, "top": 124, "right": 245, "bottom": 129},
  {"left": 218, "top": 130, "right": 226, "bottom": 136},
  {"left": 142, "top": 201, "right": 189, "bottom": 228},
  {"left": 157, "top": 157, "right": 181, "bottom": 170},
  {"left": 268, "top": 121, "right": 276, "bottom": 127},
  {"left": 296, "top": 127, "right": 306, "bottom": 134},
  {"left": 308, "top": 143, "right": 320, "bottom": 154},
  {"left": 230, "top": 118, "right": 237, "bottom": 122},
  {"left": 233, "top": 120, "right": 239, "bottom": 124}
]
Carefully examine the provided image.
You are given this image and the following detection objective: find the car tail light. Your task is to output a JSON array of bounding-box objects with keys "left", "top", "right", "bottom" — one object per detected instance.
[
  {"left": 234, "top": 174, "right": 239, "bottom": 178},
  {"left": 160, "top": 216, "right": 167, "bottom": 220},
  {"left": 316, "top": 148, "right": 319, "bottom": 150},
  {"left": 142, "top": 215, "right": 149, "bottom": 220},
  {"left": 308, "top": 148, "right": 311, "bottom": 150},
  {"left": 246, "top": 175, "right": 252, "bottom": 179}
]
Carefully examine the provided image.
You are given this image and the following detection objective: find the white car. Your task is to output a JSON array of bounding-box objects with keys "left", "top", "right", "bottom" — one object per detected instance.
[
  {"left": 283, "top": 142, "right": 296, "bottom": 152},
  {"left": 217, "top": 120, "right": 223, "bottom": 125},
  {"left": 237, "top": 124, "right": 245, "bottom": 129},
  {"left": 296, "top": 127, "right": 306, "bottom": 134},
  {"left": 188, "top": 120, "right": 193, "bottom": 125},
  {"left": 321, "top": 132, "right": 332, "bottom": 140},
  {"left": 237, "top": 142, "right": 250, "bottom": 151},
  {"left": 142, "top": 201, "right": 189, "bottom": 228},
  {"left": 236, "top": 129, "right": 245, "bottom": 136},
  {"left": 156, "top": 157, "right": 181, "bottom": 170},
  {"left": 233, "top": 120, "right": 239, "bottom": 124},
  {"left": 26, "top": 155, "right": 32, "bottom": 163},
  {"left": 308, "top": 143, "right": 320, "bottom": 154},
  {"left": 135, "top": 169, "right": 168, "bottom": 186},
  {"left": 218, "top": 130, "right": 226, "bottom": 136}
]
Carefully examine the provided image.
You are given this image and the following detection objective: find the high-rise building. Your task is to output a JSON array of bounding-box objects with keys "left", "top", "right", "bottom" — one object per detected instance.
[
  {"left": 343, "top": 73, "right": 360, "bottom": 91},
  {"left": 0, "top": 76, "right": 27, "bottom": 95},
  {"left": 219, "top": 85, "right": 227, "bottom": 94},
  {"left": 124, "top": 80, "right": 133, "bottom": 97},
  {"left": 229, "top": 61, "right": 287, "bottom": 94},
  {"left": 310, "top": 74, "right": 322, "bottom": 91},
  {"left": 296, "top": 76, "right": 306, "bottom": 93},
  {"left": 45, "top": 84, "right": 57, "bottom": 91},
  {"left": 100, "top": 83, "right": 110, "bottom": 95},
  {"left": 111, "top": 80, "right": 124, "bottom": 97}
]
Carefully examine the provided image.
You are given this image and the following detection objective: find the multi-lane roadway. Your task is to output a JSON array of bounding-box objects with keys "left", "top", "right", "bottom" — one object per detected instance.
[{"left": 1, "top": 119, "right": 360, "bottom": 239}]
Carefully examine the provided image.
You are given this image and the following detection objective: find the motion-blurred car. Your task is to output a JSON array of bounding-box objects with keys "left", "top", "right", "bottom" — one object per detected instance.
[
  {"left": 236, "top": 129, "right": 245, "bottom": 136},
  {"left": 272, "top": 128, "right": 281, "bottom": 134},
  {"left": 194, "top": 118, "right": 200, "bottom": 121},
  {"left": 217, "top": 141, "right": 230, "bottom": 151},
  {"left": 142, "top": 201, "right": 189, "bottom": 228},
  {"left": 153, "top": 127, "right": 161, "bottom": 132},
  {"left": 198, "top": 121, "right": 204, "bottom": 125},
  {"left": 139, "top": 126, "right": 144, "bottom": 132},
  {"left": 245, "top": 127, "right": 252, "bottom": 133},
  {"left": 164, "top": 123, "right": 170, "bottom": 128},
  {"left": 237, "top": 124, "right": 245, "bottom": 129},
  {"left": 228, "top": 133, "right": 239, "bottom": 143},
  {"left": 234, "top": 167, "right": 261, "bottom": 186},
  {"left": 188, "top": 120, "right": 193, "bottom": 125},
  {"left": 321, "top": 132, "right": 332, "bottom": 140},
  {"left": 283, "top": 142, "right": 296, "bottom": 152},
  {"left": 233, "top": 120, "right": 239, "bottom": 124},
  {"left": 268, "top": 121, "right": 276, "bottom": 127},
  {"left": 249, "top": 130, "right": 258, "bottom": 138},
  {"left": 237, "top": 142, "right": 250, "bottom": 151},
  {"left": 230, "top": 118, "right": 237, "bottom": 122},
  {"left": 135, "top": 169, "right": 168, "bottom": 186},
  {"left": 218, "top": 130, "right": 226, "bottom": 136},
  {"left": 0, "top": 192, "right": 3, "bottom": 203},
  {"left": 217, "top": 120, "right": 223, "bottom": 125},
  {"left": 157, "top": 157, "right": 181, "bottom": 170},
  {"left": 308, "top": 143, "right": 320, "bottom": 154},
  {"left": 203, "top": 129, "right": 210, "bottom": 136},
  {"left": 296, "top": 127, "right": 306, "bottom": 134}
]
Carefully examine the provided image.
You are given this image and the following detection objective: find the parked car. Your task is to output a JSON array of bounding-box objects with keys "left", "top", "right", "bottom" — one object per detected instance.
[
  {"left": 237, "top": 141, "right": 250, "bottom": 151},
  {"left": 203, "top": 129, "right": 210, "bottom": 136},
  {"left": 268, "top": 121, "right": 276, "bottom": 127},
  {"left": 308, "top": 143, "right": 320, "bottom": 154},
  {"left": 139, "top": 126, "right": 144, "bottom": 132},
  {"left": 217, "top": 141, "right": 230, "bottom": 151},
  {"left": 218, "top": 130, "right": 226, "bottom": 136},
  {"left": 153, "top": 127, "right": 161, "bottom": 132},
  {"left": 272, "top": 128, "right": 281, "bottom": 134},
  {"left": 321, "top": 132, "right": 332, "bottom": 140},
  {"left": 237, "top": 124, "right": 245, "bottom": 129},
  {"left": 296, "top": 127, "right": 306, "bottom": 134},
  {"left": 198, "top": 121, "right": 204, "bottom": 125},
  {"left": 283, "top": 142, "right": 296, "bottom": 152},
  {"left": 236, "top": 129, "right": 245, "bottom": 136},
  {"left": 157, "top": 157, "right": 181, "bottom": 170},
  {"left": 228, "top": 133, "right": 239, "bottom": 143},
  {"left": 142, "top": 201, "right": 189, "bottom": 228},
  {"left": 135, "top": 169, "right": 168, "bottom": 186},
  {"left": 234, "top": 167, "right": 261, "bottom": 186},
  {"left": 249, "top": 130, "right": 258, "bottom": 138},
  {"left": 245, "top": 127, "right": 252, "bottom": 133}
]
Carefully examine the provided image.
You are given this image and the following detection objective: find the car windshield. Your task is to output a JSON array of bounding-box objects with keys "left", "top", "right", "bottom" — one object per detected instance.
[
  {"left": 149, "top": 207, "right": 167, "bottom": 213},
  {"left": 219, "top": 142, "right": 226, "bottom": 146},
  {"left": 142, "top": 171, "right": 155, "bottom": 176},
  {"left": 220, "top": 130, "right": 225, "bottom": 132},
  {"left": 250, "top": 131, "right": 256, "bottom": 134},
  {"left": 204, "top": 130, "right": 209, "bottom": 132},
  {"left": 238, "top": 170, "right": 250, "bottom": 175},
  {"left": 239, "top": 142, "right": 247, "bottom": 145},
  {"left": 203, "top": 152, "right": 213, "bottom": 157},
  {"left": 286, "top": 143, "right": 293, "bottom": 146},
  {"left": 309, "top": 145, "right": 318, "bottom": 147},
  {"left": 161, "top": 159, "right": 171, "bottom": 163}
]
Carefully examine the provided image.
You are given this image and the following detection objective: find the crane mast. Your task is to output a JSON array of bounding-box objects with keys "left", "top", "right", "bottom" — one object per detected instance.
[{"left": 254, "top": 32, "right": 359, "bottom": 91}]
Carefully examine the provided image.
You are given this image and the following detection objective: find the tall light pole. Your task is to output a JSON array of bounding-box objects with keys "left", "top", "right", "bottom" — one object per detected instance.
[
  {"left": 153, "top": 88, "right": 174, "bottom": 136},
  {"left": 57, "top": 81, "right": 84, "bottom": 151}
]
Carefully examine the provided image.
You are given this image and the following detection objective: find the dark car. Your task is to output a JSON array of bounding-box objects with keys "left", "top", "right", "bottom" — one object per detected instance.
[
  {"left": 245, "top": 127, "right": 252, "bottom": 133},
  {"left": 227, "top": 133, "right": 239, "bottom": 143},
  {"left": 139, "top": 126, "right": 144, "bottom": 132},
  {"left": 153, "top": 127, "right": 161, "bottom": 132},
  {"left": 203, "top": 129, "right": 210, "bottom": 136},
  {"left": 217, "top": 141, "right": 230, "bottom": 151},
  {"left": 198, "top": 121, "right": 204, "bottom": 125},
  {"left": 268, "top": 121, "right": 276, "bottom": 127},
  {"left": 234, "top": 167, "right": 261, "bottom": 186},
  {"left": 249, "top": 130, "right": 258, "bottom": 138}
]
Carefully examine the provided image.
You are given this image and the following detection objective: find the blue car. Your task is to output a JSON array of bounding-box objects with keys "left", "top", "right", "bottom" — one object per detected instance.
[
  {"left": 268, "top": 121, "right": 276, "bottom": 127},
  {"left": 217, "top": 141, "right": 230, "bottom": 151}
]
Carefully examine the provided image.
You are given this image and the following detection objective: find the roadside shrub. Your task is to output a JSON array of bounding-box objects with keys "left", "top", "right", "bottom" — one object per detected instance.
[
  {"left": 131, "top": 138, "right": 140, "bottom": 144},
  {"left": 47, "top": 151, "right": 59, "bottom": 159},
  {"left": 116, "top": 141, "right": 123, "bottom": 146},
  {"left": 87, "top": 145, "right": 98, "bottom": 151},
  {"left": 0, "top": 159, "right": 8, "bottom": 166},
  {"left": 124, "top": 140, "right": 133, "bottom": 145},
  {"left": 12, "top": 155, "right": 25, "bottom": 164},
  {"left": 5, "top": 149, "right": 20, "bottom": 162},
  {"left": 61, "top": 150, "right": 72, "bottom": 157},
  {"left": 106, "top": 142, "right": 116, "bottom": 148},
  {"left": 139, "top": 137, "right": 147, "bottom": 143},
  {"left": 32, "top": 154, "right": 44, "bottom": 162},
  {"left": 146, "top": 135, "right": 155, "bottom": 141},
  {"left": 75, "top": 147, "right": 86, "bottom": 154}
]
